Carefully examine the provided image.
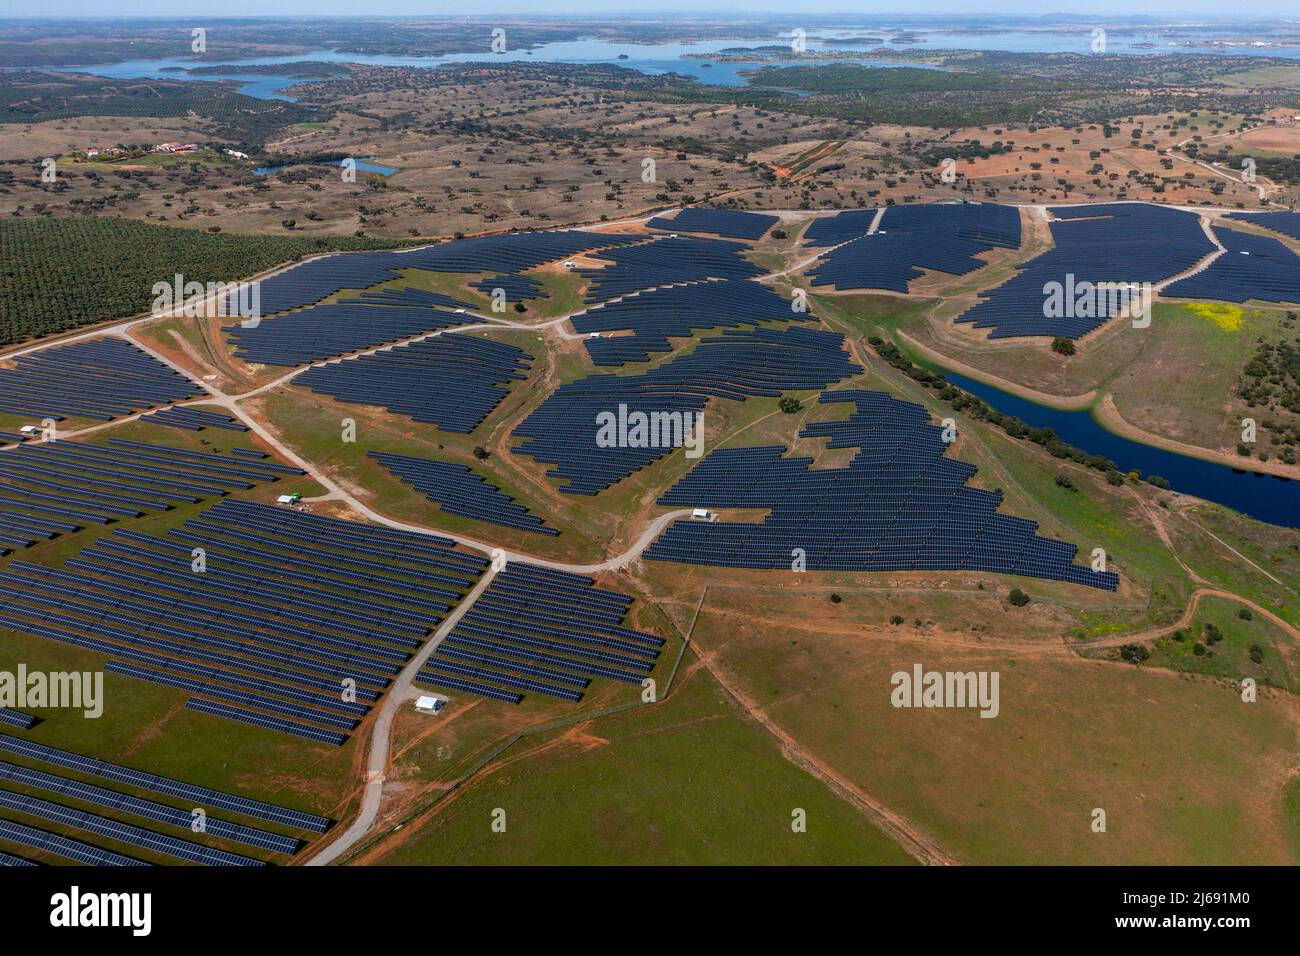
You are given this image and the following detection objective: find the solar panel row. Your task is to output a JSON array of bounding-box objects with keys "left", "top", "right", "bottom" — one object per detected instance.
[
  {"left": 0, "top": 709, "right": 36, "bottom": 730},
  {"left": 369, "top": 451, "right": 557, "bottom": 535}
]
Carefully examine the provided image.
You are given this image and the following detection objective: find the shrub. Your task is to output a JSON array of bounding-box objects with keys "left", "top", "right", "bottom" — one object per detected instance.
[
  {"left": 778, "top": 396, "right": 802, "bottom": 414},
  {"left": 1008, "top": 588, "right": 1030, "bottom": 607},
  {"left": 829, "top": 593, "right": 842, "bottom": 604},
  {"left": 1237, "top": 607, "right": 1253, "bottom": 621},
  {"left": 1192, "top": 642, "right": 1207, "bottom": 656},
  {"left": 1051, "top": 336, "right": 1076, "bottom": 356},
  {"left": 1248, "top": 644, "right": 1264, "bottom": 664},
  {"left": 889, "top": 615, "right": 904, "bottom": 625}
]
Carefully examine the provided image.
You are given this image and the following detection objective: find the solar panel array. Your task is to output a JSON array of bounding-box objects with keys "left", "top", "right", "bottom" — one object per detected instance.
[
  {"left": 512, "top": 325, "right": 861, "bottom": 495},
  {"left": 1164, "top": 226, "right": 1300, "bottom": 304},
  {"left": 578, "top": 235, "right": 764, "bottom": 302},
  {"left": 0, "top": 734, "right": 328, "bottom": 865},
  {"left": 0, "top": 498, "right": 485, "bottom": 745},
  {"left": 341, "top": 286, "right": 475, "bottom": 311},
  {"left": 0, "top": 786, "right": 264, "bottom": 866},
  {"left": 956, "top": 202, "right": 1214, "bottom": 339},
  {"left": 0, "top": 760, "right": 300, "bottom": 854},
  {"left": 571, "top": 279, "right": 807, "bottom": 366},
  {"left": 1226, "top": 211, "right": 1300, "bottom": 243},
  {"left": 416, "top": 562, "right": 664, "bottom": 705},
  {"left": 222, "top": 231, "right": 640, "bottom": 318},
  {"left": 224, "top": 301, "right": 480, "bottom": 368},
  {"left": 0, "top": 734, "right": 331, "bottom": 831},
  {"left": 144, "top": 406, "right": 249, "bottom": 432},
  {"left": 802, "top": 209, "right": 878, "bottom": 247},
  {"left": 0, "top": 338, "right": 203, "bottom": 422},
  {"left": 0, "top": 817, "right": 147, "bottom": 866},
  {"left": 0, "top": 849, "right": 35, "bottom": 866},
  {"left": 646, "top": 389, "right": 1118, "bottom": 590},
  {"left": 470, "top": 273, "right": 548, "bottom": 303},
  {"left": 0, "top": 437, "right": 302, "bottom": 556},
  {"left": 807, "top": 203, "right": 1021, "bottom": 293},
  {"left": 369, "top": 451, "right": 557, "bottom": 536},
  {"left": 0, "top": 709, "right": 36, "bottom": 730},
  {"left": 295, "top": 332, "right": 533, "bottom": 432},
  {"left": 646, "top": 207, "right": 779, "bottom": 240}
]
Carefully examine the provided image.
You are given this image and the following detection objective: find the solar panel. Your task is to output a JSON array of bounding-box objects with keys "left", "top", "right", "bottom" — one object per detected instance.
[
  {"left": 645, "top": 389, "right": 1119, "bottom": 591},
  {"left": 0, "top": 817, "right": 149, "bottom": 866},
  {"left": 0, "top": 736, "right": 330, "bottom": 832},
  {"left": 646, "top": 207, "right": 778, "bottom": 240}
]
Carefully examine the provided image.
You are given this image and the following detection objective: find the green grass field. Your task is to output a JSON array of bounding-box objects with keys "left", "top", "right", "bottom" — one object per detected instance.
[{"left": 373, "top": 664, "right": 916, "bottom": 865}]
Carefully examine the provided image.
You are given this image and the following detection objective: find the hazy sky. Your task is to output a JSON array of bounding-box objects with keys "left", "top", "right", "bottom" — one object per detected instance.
[{"left": 9, "top": 2, "right": 1296, "bottom": 18}]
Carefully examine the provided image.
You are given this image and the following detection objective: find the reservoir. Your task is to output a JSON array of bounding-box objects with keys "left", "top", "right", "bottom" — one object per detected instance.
[{"left": 941, "top": 370, "right": 1299, "bottom": 531}]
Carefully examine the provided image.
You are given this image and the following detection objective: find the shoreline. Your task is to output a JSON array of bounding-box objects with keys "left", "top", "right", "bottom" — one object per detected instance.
[{"left": 897, "top": 329, "right": 1300, "bottom": 483}]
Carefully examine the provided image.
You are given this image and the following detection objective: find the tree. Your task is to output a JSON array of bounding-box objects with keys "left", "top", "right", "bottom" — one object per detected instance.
[
  {"left": 1051, "top": 336, "right": 1076, "bottom": 356},
  {"left": 779, "top": 396, "right": 801, "bottom": 414},
  {"left": 1008, "top": 588, "right": 1030, "bottom": 607},
  {"left": 472, "top": 446, "right": 490, "bottom": 460}
]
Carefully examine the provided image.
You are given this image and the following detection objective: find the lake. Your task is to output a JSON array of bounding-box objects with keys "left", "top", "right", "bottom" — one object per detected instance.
[
  {"left": 254, "top": 157, "right": 398, "bottom": 177},
  {"left": 51, "top": 27, "right": 1300, "bottom": 102},
  {"left": 942, "top": 370, "right": 1300, "bottom": 530}
]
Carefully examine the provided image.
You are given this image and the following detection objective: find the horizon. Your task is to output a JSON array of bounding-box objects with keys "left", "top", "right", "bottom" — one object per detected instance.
[{"left": 5, "top": 6, "right": 1296, "bottom": 21}]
